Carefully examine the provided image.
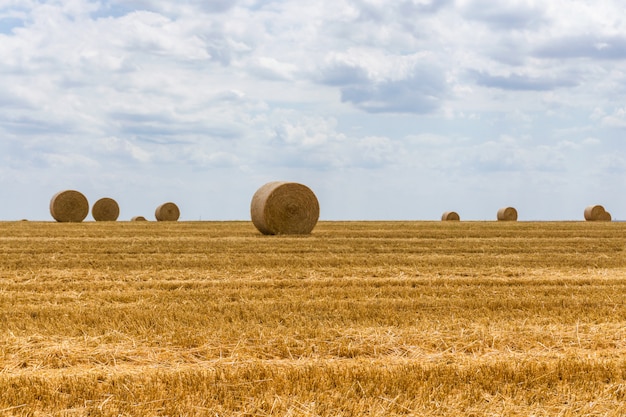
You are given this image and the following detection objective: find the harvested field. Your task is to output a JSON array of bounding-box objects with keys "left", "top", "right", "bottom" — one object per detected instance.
[{"left": 0, "top": 221, "right": 625, "bottom": 416}]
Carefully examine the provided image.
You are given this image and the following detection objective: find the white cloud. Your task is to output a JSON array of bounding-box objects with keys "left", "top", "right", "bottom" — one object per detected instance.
[
  {"left": 468, "top": 135, "right": 566, "bottom": 172},
  {"left": 248, "top": 56, "right": 298, "bottom": 81},
  {"left": 470, "top": 70, "right": 578, "bottom": 91},
  {"left": 405, "top": 133, "right": 452, "bottom": 147},
  {"left": 318, "top": 50, "right": 447, "bottom": 113},
  {"left": 99, "top": 137, "right": 152, "bottom": 163},
  {"left": 459, "top": 0, "right": 547, "bottom": 30},
  {"left": 263, "top": 112, "right": 399, "bottom": 170},
  {"left": 0, "top": 0, "right": 625, "bottom": 220},
  {"left": 43, "top": 152, "right": 100, "bottom": 169},
  {"left": 582, "top": 137, "right": 602, "bottom": 146},
  {"left": 600, "top": 107, "right": 626, "bottom": 128}
]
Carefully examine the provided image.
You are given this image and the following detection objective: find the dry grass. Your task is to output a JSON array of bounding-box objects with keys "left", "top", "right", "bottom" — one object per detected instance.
[{"left": 0, "top": 221, "right": 625, "bottom": 416}]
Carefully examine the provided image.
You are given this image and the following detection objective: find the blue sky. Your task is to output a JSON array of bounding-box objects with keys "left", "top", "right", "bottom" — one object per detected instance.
[{"left": 1, "top": 0, "right": 626, "bottom": 221}]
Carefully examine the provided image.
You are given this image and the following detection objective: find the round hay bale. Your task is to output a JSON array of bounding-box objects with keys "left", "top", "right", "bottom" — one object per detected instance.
[
  {"left": 250, "top": 181, "right": 319, "bottom": 235},
  {"left": 497, "top": 207, "right": 518, "bottom": 221},
  {"left": 155, "top": 202, "right": 180, "bottom": 221},
  {"left": 598, "top": 211, "right": 612, "bottom": 222},
  {"left": 584, "top": 205, "right": 607, "bottom": 221},
  {"left": 441, "top": 211, "right": 460, "bottom": 221},
  {"left": 49, "top": 190, "right": 89, "bottom": 223},
  {"left": 131, "top": 216, "right": 148, "bottom": 221},
  {"left": 92, "top": 197, "right": 119, "bottom": 221}
]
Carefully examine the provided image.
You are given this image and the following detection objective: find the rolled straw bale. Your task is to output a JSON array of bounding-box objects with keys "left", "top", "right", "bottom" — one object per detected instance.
[
  {"left": 584, "top": 205, "right": 607, "bottom": 221},
  {"left": 155, "top": 202, "right": 180, "bottom": 221},
  {"left": 441, "top": 211, "right": 460, "bottom": 221},
  {"left": 497, "top": 207, "right": 518, "bottom": 221},
  {"left": 131, "top": 216, "right": 148, "bottom": 221},
  {"left": 92, "top": 197, "right": 119, "bottom": 221},
  {"left": 599, "top": 211, "right": 612, "bottom": 222},
  {"left": 250, "top": 181, "right": 319, "bottom": 235},
  {"left": 49, "top": 190, "right": 89, "bottom": 223}
]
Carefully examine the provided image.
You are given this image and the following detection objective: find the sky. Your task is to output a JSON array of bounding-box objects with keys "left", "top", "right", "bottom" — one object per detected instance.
[{"left": 1, "top": 0, "right": 626, "bottom": 221}]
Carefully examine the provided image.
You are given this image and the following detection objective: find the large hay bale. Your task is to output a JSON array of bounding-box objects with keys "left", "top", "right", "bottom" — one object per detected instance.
[
  {"left": 441, "top": 211, "right": 460, "bottom": 221},
  {"left": 49, "top": 190, "right": 89, "bottom": 223},
  {"left": 584, "top": 205, "right": 610, "bottom": 221},
  {"left": 250, "top": 181, "right": 319, "bottom": 235},
  {"left": 92, "top": 197, "right": 119, "bottom": 221},
  {"left": 131, "top": 216, "right": 148, "bottom": 222},
  {"left": 497, "top": 207, "right": 518, "bottom": 221},
  {"left": 155, "top": 202, "right": 180, "bottom": 221}
]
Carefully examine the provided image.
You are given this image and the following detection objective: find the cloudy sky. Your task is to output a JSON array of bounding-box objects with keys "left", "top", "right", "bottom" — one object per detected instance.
[{"left": 1, "top": 0, "right": 625, "bottom": 221}]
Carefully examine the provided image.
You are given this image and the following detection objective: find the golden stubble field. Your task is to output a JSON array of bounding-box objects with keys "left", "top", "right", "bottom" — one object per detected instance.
[{"left": 0, "top": 220, "right": 625, "bottom": 416}]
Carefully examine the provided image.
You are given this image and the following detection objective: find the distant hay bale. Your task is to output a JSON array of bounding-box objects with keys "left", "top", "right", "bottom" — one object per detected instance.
[
  {"left": 250, "top": 181, "right": 320, "bottom": 235},
  {"left": 600, "top": 211, "right": 612, "bottom": 221},
  {"left": 131, "top": 216, "right": 148, "bottom": 221},
  {"left": 92, "top": 197, "right": 119, "bottom": 221},
  {"left": 584, "top": 205, "right": 610, "bottom": 221},
  {"left": 441, "top": 211, "right": 460, "bottom": 221},
  {"left": 155, "top": 202, "right": 180, "bottom": 221},
  {"left": 49, "top": 190, "right": 89, "bottom": 223},
  {"left": 497, "top": 207, "right": 518, "bottom": 221}
]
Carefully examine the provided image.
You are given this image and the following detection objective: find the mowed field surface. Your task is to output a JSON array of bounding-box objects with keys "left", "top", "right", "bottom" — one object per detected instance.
[{"left": 1, "top": 220, "right": 625, "bottom": 416}]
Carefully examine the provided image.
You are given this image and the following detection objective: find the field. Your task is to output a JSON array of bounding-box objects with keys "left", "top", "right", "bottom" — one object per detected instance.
[{"left": 0, "top": 220, "right": 625, "bottom": 416}]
